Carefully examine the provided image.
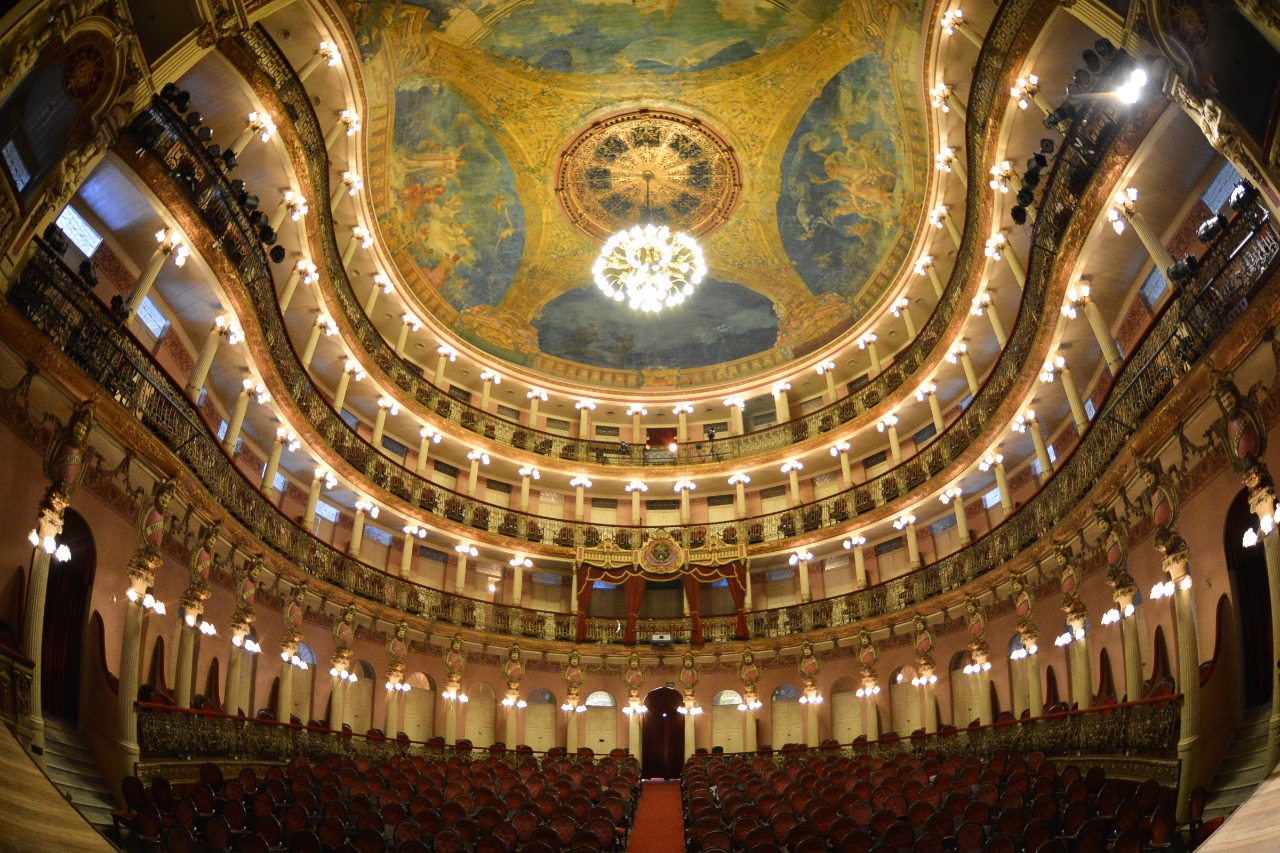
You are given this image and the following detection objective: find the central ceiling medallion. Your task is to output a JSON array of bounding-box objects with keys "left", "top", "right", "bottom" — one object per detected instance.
[{"left": 558, "top": 110, "right": 741, "bottom": 313}]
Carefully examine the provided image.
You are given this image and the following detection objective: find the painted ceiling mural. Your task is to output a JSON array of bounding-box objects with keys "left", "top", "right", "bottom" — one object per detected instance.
[{"left": 340, "top": 0, "right": 928, "bottom": 385}]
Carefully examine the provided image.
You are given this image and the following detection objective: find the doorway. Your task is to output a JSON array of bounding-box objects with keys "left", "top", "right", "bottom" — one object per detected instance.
[
  {"left": 641, "top": 687, "right": 684, "bottom": 779},
  {"left": 41, "top": 510, "right": 95, "bottom": 724},
  {"left": 1224, "top": 488, "right": 1273, "bottom": 707}
]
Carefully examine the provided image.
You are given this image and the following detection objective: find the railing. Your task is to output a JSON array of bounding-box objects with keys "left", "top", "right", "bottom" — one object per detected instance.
[
  {"left": 135, "top": 702, "right": 636, "bottom": 766},
  {"left": 220, "top": 0, "right": 1043, "bottom": 468},
  {"left": 0, "top": 640, "right": 33, "bottom": 728},
  {"left": 117, "top": 45, "right": 1136, "bottom": 560},
  {"left": 686, "top": 695, "right": 1183, "bottom": 766}
]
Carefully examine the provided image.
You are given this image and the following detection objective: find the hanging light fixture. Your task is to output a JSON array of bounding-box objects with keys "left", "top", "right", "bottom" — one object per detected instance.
[{"left": 592, "top": 172, "right": 705, "bottom": 313}]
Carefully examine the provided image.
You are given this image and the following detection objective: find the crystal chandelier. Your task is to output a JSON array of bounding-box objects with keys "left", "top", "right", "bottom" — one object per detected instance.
[{"left": 593, "top": 223, "right": 706, "bottom": 313}]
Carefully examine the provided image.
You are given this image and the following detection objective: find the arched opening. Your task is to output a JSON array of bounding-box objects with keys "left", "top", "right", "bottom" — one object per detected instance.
[
  {"left": 344, "top": 659, "right": 375, "bottom": 733},
  {"left": 771, "top": 683, "right": 803, "bottom": 746},
  {"left": 290, "top": 643, "right": 317, "bottom": 724},
  {"left": 42, "top": 509, "right": 95, "bottom": 723},
  {"left": 464, "top": 682, "right": 497, "bottom": 747},
  {"left": 523, "top": 687, "right": 555, "bottom": 752},
  {"left": 711, "top": 689, "right": 744, "bottom": 753},
  {"left": 830, "top": 676, "right": 863, "bottom": 742},
  {"left": 1224, "top": 487, "right": 1273, "bottom": 707},
  {"left": 583, "top": 690, "right": 617, "bottom": 754},
  {"left": 641, "top": 686, "right": 683, "bottom": 779},
  {"left": 949, "top": 651, "right": 974, "bottom": 726},
  {"left": 1097, "top": 648, "right": 1117, "bottom": 704}
]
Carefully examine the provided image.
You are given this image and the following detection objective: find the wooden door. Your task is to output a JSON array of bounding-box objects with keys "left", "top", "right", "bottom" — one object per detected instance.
[{"left": 641, "top": 687, "right": 683, "bottom": 779}]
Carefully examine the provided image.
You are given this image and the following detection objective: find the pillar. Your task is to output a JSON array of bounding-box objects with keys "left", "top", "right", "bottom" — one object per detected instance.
[
  {"left": 333, "top": 361, "right": 363, "bottom": 412},
  {"left": 744, "top": 706, "right": 758, "bottom": 751},
  {"left": 225, "top": 634, "right": 245, "bottom": 715},
  {"left": 124, "top": 230, "right": 185, "bottom": 317},
  {"left": 455, "top": 545, "right": 475, "bottom": 595},
  {"left": 818, "top": 363, "right": 838, "bottom": 403},
  {"left": 919, "top": 384, "right": 944, "bottom": 433},
  {"left": 1166, "top": 558, "right": 1201, "bottom": 819},
  {"left": 373, "top": 397, "right": 396, "bottom": 448},
  {"left": 860, "top": 335, "right": 882, "bottom": 375},
  {"left": 772, "top": 383, "right": 792, "bottom": 422},
  {"left": 674, "top": 404, "right": 692, "bottom": 442},
  {"left": 1066, "top": 286, "right": 1123, "bottom": 375},
  {"left": 363, "top": 274, "right": 391, "bottom": 316},
  {"left": 1024, "top": 647, "right": 1042, "bottom": 717},
  {"left": 395, "top": 315, "right": 421, "bottom": 357},
  {"left": 267, "top": 191, "right": 306, "bottom": 234},
  {"left": 222, "top": 381, "right": 255, "bottom": 454},
  {"left": 724, "top": 399, "right": 744, "bottom": 436},
  {"left": 986, "top": 454, "right": 1014, "bottom": 515},
  {"left": 731, "top": 475, "right": 749, "bottom": 518},
  {"left": 916, "top": 256, "right": 945, "bottom": 299},
  {"left": 986, "top": 235, "right": 1026, "bottom": 289},
  {"left": 18, "top": 508, "right": 63, "bottom": 762},
  {"left": 512, "top": 562, "right": 524, "bottom": 607},
  {"left": 944, "top": 489, "right": 970, "bottom": 544},
  {"left": 341, "top": 226, "right": 371, "bottom": 267},
  {"left": 972, "top": 655, "right": 993, "bottom": 724},
  {"left": 1116, "top": 589, "right": 1143, "bottom": 701},
  {"left": 973, "top": 293, "right": 1007, "bottom": 347},
  {"left": 278, "top": 260, "right": 315, "bottom": 314},
  {"left": 480, "top": 371, "right": 500, "bottom": 410},
  {"left": 832, "top": 443, "right": 853, "bottom": 487},
  {"left": 1058, "top": 362, "right": 1090, "bottom": 434},
  {"left": 435, "top": 346, "right": 457, "bottom": 385},
  {"left": 520, "top": 468, "right": 539, "bottom": 513},
  {"left": 578, "top": 400, "right": 596, "bottom": 439},
  {"left": 567, "top": 708, "right": 579, "bottom": 752},
  {"left": 385, "top": 685, "right": 402, "bottom": 737},
  {"left": 898, "top": 516, "right": 920, "bottom": 568},
  {"left": 278, "top": 650, "right": 296, "bottom": 721},
  {"left": 261, "top": 429, "right": 290, "bottom": 493},
  {"left": 1068, "top": 620, "right": 1093, "bottom": 710},
  {"left": 400, "top": 528, "right": 422, "bottom": 578},
  {"left": 879, "top": 417, "right": 902, "bottom": 462},
  {"left": 350, "top": 502, "right": 373, "bottom": 556},
  {"left": 783, "top": 462, "right": 803, "bottom": 507},
  {"left": 930, "top": 205, "right": 962, "bottom": 249},
  {"left": 1112, "top": 189, "right": 1177, "bottom": 276},
  {"left": 445, "top": 697, "right": 459, "bottom": 744},
  {"left": 324, "top": 110, "right": 360, "bottom": 150},
  {"left": 572, "top": 478, "right": 590, "bottom": 522},
  {"left": 920, "top": 672, "right": 939, "bottom": 732},
  {"left": 417, "top": 428, "right": 441, "bottom": 476},
  {"left": 930, "top": 82, "right": 969, "bottom": 123},
  {"left": 629, "top": 405, "right": 647, "bottom": 442},
  {"left": 303, "top": 468, "right": 328, "bottom": 530},
  {"left": 941, "top": 9, "right": 985, "bottom": 48},
  {"left": 329, "top": 672, "right": 346, "bottom": 728},
  {"left": 949, "top": 343, "right": 980, "bottom": 395},
  {"left": 301, "top": 314, "right": 333, "bottom": 368},
  {"left": 846, "top": 537, "right": 868, "bottom": 589},
  {"left": 894, "top": 299, "right": 917, "bottom": 338},
  {"left": 185, "top": 317, "right": 230, "bottom": 399},
  {"left": 684, "top": 704, "right": 696, "bottom": 760},
  {"left": 297, "top": 42, "right": 340, "bottom": 83},
  {"left": 174, "top": 608, "right": 197, "bottom": 708},
  {"left": 1025, "top": 415, "right": 1053, "bottom": 484}
]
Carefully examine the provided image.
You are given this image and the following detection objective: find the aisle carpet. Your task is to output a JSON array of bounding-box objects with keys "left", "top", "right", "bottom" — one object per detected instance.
[{"left": 626, "top": 780, "right": 686, "bottom": 853}]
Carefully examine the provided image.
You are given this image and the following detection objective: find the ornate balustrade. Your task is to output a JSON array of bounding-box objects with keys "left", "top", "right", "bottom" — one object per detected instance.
[
  {"left": 685, "top": 694, "right": 1183, "bottom": 771},
  {"left": 0, "top": 640, "right": 33, "bottom": 729},
  {"left": 220, "top": 0, "right": 1045, "bottom": 469}
]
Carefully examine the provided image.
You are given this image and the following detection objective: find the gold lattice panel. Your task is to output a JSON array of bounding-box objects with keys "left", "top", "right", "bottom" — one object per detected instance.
[{"left": 555, "top": 110, "right": 742, "bottom": 241}]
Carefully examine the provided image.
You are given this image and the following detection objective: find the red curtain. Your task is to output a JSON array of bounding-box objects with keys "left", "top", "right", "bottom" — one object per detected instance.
[
  {"left": 624, "top": 576, "right": 646, "bottom": 644},
  {"left": 682, "top": 575, "right": 703, "bottom": 645},
  {"left": 575, "top": 574, "right": 594, "bottom": 642},
  {"left": 726, "top": 567, "right": 748, "bottom": 639}
]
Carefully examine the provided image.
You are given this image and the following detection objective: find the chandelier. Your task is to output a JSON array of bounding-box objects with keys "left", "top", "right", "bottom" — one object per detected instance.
[{"left": 593, "top": 223, "right": 706, "bottom": 313}]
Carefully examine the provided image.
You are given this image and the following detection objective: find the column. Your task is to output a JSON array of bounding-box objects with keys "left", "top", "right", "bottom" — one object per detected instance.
[
  {"left": 971, "top": 292, "right": 1007, "bottom": 347},
  {"left": 683, "top": 701, "right": 697, "bottom": 760},
  {"left": 350, "top": 500, "right": 377, "bottom": 556},
  {"left": 1024, "top": 644, "right": 1042, "bottom": 717},
  {"left": 19, "top": 504, "right": 65, "bottom": 762},
  {"left": 1017, "top": 411, "right": 1052, "bottom": 484},
  {"left": 324, "top": 110, "right": 360, "bottom": 150},
  {"left": 225, "top": 628, "right": 247, "bottom": 715},
  {"left": 1109, "top": 188, "right": 1176, "bottom": 275},
  {"left": 434, "top": 345, "right": 457, "bottom": 385},
  {"left": 935, "top": 146, "right": 967, "bottom": 186},
  {"left": 878, "top": 416, "right": 902, "bottom": 462},
  {"left": 385, "top": 683, "right": 402, "bottom": 737},
  {"left": 981, "top": 453, "right": 1014, "bottom": 515},
  {"left": 772, "top": 382, "right": 792, "bottom": 423},
  {"left": 930, "top": 82, "right": 969, "bottom": 123},
  {"left": 918, "top": 670, "right": 939, "bottom": 732},
  {"left": 577, "top": 400, "right": 597, "bottom": 439},
  {"left": 363, "top": 274, "right": 393, "bottom": 316},
  {"left": 1064, "top": 617, "right": 1093, "bottom": 710},
  {"left": 729, "top": 474, "right": 749, "bottom": 518},
  {"left": 1011, "top": 74, "right": 1054, "bottom": 117},
  {"left": 918, "top": 383, "right": 944, "bottom": 433},
  {"left": 676, "top": 480, "right": 695, "bottom": 524},
  {"left": 395, "top": 315, "right": 422, "bottom": 357},
  {"left": 480, "top": 370, "right": 501, "bottom": 410},
  {"left": 520, "top": 467, "right": 540, "bottom": 513},
  {"left": 628, "top": 405, "right": 648, "bottom": 442},
  {"left": 743, "top": 703, "right": 758, "bottom": 752},
  {"left": 929, "top": 205, "right": 962, "bottom": 249},
  {"left": 782, "top": 460, "right": 804, "bottom": 507},
  {"left": 174, "top": 605, "right": 198, "bottom": 709},
  {"left": 228, "top": 111, "right": 276, "bottom": 160},
  {"left": 985, "top": 234, "right": 1026, "bottom": 289},
  {"left": 341, "top": 225, "right": 372, "bottom": 266},
  {"left": 893, "top": 298, "right": 918, "bottom": 338},
  {"left": 445, "top": 696, "right": 459, "bottom": 744},
  {"left": 119, "top": 550, "right": 162, "bottom": 771},
  {"left": 802, "top": 689, "right": 821, "bottom": 746},
  {"left": 673, "top": 403, "right": 693, "bottom": 442},
  {"left": 266, "top": 192, "right": 307, "bottom": 234},
  {"left": 916, "top": 256, "right": 945, "bottom": 299},
  {"left": 1258, "top": 495, "right": 1280, "bottom": 769},
  {"left": 331, "top": 172, "right": 364, "bottom": 210},
  {"left": 941, "top": 8, "right": 985, "bottom": 47},
  {"left": 831, "top": 442, "right": 853, "bottom": 487},
  {"left": 372, "top": 396, "right": 397, "bottom": 448},
  {"left": 510, "top": 556, "right": 529, "bottom": 607},
  {"left": 504, "top": 701, "right": 519, "bottom": 747},
  {"left": 859, "top": 680, "right": 880, "bottom": 739},
  {"left": 124, "top": 229, "right": 187, "bottom": 317},
  {"left": 417, "top": 427, "right": 441, "bottom": 476},
  {"left": 947, "top": 342, "right": 980, "bottom": 395},
  {"left": 791, "top": 550, "right": 813, "bottom": 603},
  {"left": 1164, "top": 557, "right": 1201, "bottom": 818},
  {"left": 724, "top": 399, "right": 744, "bottom": 436},
  {"left": 301, "top": 314, "right": 336, "bottom": 368},
  {"left": 401, "top": 526, "right": 425, "bottom": 578},
  {"left": 303, "top": 468, "right": 332, "bottom": 529},
  {"left": 1113, "top": 589, "right": 1144, "bottom": 701},
  {"left": 224, "top": 380, "right": 269, "bottom": 455},
  {"left": 970, "top": 655, "right": 993, "bottom": 724},
  {"left": 1045, "top": 356, "right": 1090, "bottom": 434},
  {"left": 295, "top": 41, "right": 340, "bottom": 84},
  {"left": 567, "top": 706, "right": 580, "bottom": 752},
  {"left": 859, "top": 334, "right": 882, "bottom": 375},
  {"left": 278, "top": 260, "right": 317, "bottom": 314},
  {"left": 328, "top": 669, "right": 346, "bottom": 728},
  {"left": 942, "top": 488, "right": 970, "bottom": 544},
  {"left": 571, "top": 477, "right": 591, "bottom": 522},
  {"left": 1063, "top": 284, "right": 1123, "bottom": 375},
  {"left": 186, "top": 316, "right": 236, "bottom": 399},
  {"left": 261, "top": 428, "right": 296, "bottom": 494},
  {"left": 844, "top": 536, "right": 868, "bottom": 589},
  {"left": 896, "top": 515, "right": 920, "bottom": 568},
  {"left": 466, "top": 450, "right": 488, "bottom": 497},
  {"left": 454, "top": 544, "right": 476, "bottom": 595},
  {"left": 817, "top": 362, "right": 838, "bottom": 403},
  {"left": 527, "top": 389, "right": 546, "bottom": 427},
  {"left": 333, "top": 360, "right": 364, "bottom": 411}
]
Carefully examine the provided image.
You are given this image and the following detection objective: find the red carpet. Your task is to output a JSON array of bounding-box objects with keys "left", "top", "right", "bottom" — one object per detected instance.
[{"left": 627, "top": 780, "right": 686, "bottom": 853}]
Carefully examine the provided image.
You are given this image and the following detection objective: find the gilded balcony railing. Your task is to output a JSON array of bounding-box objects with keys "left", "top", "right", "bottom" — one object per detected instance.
[{"left": 220, "top": 0, "right": 1045, "bottom": 468}]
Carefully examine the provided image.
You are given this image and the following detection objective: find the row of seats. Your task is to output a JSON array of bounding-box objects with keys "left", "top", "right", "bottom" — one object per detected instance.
[
  {"left": 682, "top": 749, "right": 1192, "bottom": 853},
  {"left": 116, "top": 749, "right": 639, "bottom": 852}
]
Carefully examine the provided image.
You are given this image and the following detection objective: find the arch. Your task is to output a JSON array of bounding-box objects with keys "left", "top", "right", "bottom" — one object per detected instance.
[
  {"left": 1148, "top": 625, "right": 1173, "bottom": 691},
  {"left": 713, "top": 689, "right": 743, "bottom": 706},
  {"left": 465, "top": 681, "right": 497, "bottom": 747},
  {"left": 831, "top": 676, "right": 863, "bottom": 742},
  {"left": 1224, "top": 487, "right": 1272, "bottom": 706},
  {"left": 771, "top": 682, "right": 803, "bottom": 746},
  {"left": 1097, "top": 648, "right": 1117, "bottom": 704},
  {"left": 41, "top": 508, "right": 95, "bottom": 723},
  {"left": 289, "top": 642, "right": 317, "bottom": 723},
  {"left": 584, "top": 690, "right": 617, "bottom": 753},
  {"left": 403, "top": 672, "right": 436, "bottom": 741},
  {"left": 641, "top": 687, "right": 684, "bottom": 779},
  {"left": 523, "top": 686, "right": 555, "bottom": 752},
  {"left": 1043, "top": 665, "right": 1061, "bottom": 708},
  {"left": 584, "top": 690, "right": 616, "bottom": 707}
]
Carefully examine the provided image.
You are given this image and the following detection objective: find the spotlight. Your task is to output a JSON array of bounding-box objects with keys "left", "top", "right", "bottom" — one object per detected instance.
[
  {"left": 196, "top": 126, "right": 213, "bottom": 143},
  {"left": 1196, "top": 214, "right": 1227, "bottom": 244},
  {"left": 173, "top": 91, "right": 191, "bottom": 113},
  {"left": 259, "top": 225, "right": 277, "bottom": 246},
  {"left": 248, "top": 211, "right": 268, "bottom": 228},
  {"left": 270, "top": 245, "right": 287, "bottom": 263},
  {"left": 1229, "top": 180, "right": 1259, "bottom": 212},
  {"left": 1021, "top": 171, "right": 1040, "bottom": 191},
  {"left": 241, "top": 193, "right": 260, "bottom": 212},
  {"left": 1094, "top": 38, "right": 1116, "bottom": 58},
  {"left": 184, "top": 111, "right": 203, "bottom": 128},
  {"left": 1072, "top": 69, "right": 1094, "bottom": 90},
  {"left": 205, "top": 144, "right": 222, "bottom": 160},
  {"left": 1167, "top": 255, "right": 1199, "bottom": 282},
  {"left": 221, "top": 149, "right": 238, "bottom": 170},
  {"left": 1011, "top": 206, "right": 1028, "bottom": 226},
  {"left": 1082, "top": 49, "right": 1101, "bottom": 73},
  {"left": 160, "top": 82, "right": 181, "bottom": 101},
  {"left": 78, "top": 260, "right": 98, "bottom": 287},
  {"left": 230, "top": 179, "right": 245, "bottom": 194},
  {"left": 42, "top": 223, "right": 67, "bottom": 255},
  {"left": 1016, "top": 189, "right": 1035, "bottom": 207}
]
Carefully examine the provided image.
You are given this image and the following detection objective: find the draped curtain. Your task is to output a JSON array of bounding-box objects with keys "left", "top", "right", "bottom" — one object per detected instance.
[
  {"left": 624, "top": 577, "right": 646, "bottom": 644},
  {"left": 575, "top": 561, "right": 748, "bottom": 642}
]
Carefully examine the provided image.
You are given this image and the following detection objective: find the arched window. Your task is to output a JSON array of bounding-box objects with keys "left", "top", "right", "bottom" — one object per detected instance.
[
  {"left": 584, "top": 690, "right": 616, "bottom": 707},
  {"left": 713, "top": 690, "right": 743, "bottom": 707}
]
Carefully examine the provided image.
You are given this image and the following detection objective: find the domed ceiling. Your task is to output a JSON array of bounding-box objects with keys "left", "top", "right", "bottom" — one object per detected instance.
[{"left": 342, "top": 0, "right": 929, "bottom": 387}]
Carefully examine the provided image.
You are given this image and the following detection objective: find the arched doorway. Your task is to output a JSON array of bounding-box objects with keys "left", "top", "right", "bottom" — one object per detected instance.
[
  {"left": 583, "top": 690, "right": 617, "bottom": 754},
  {"left": 42, "top": 509, "right": 95, "bottom": 723},
  {"left": 641, "top": 687, "right": 683, "bottom": 779},
  {"left": 710, "top": 690, "right": 744, "bottom": 753},
  {"left": 1224, "top": 488, "right": 1273, "bottom": 707}
]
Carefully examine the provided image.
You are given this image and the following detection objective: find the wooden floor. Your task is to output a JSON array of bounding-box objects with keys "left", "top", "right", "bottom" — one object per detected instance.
[
  {"left": 1201, "top": 763, "right": 1280, "bottom": 852},
  {"left": 0, "top": 724, "right": 116, "bottom": 851}
]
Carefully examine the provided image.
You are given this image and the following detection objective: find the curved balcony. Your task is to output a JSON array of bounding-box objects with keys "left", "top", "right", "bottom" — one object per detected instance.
[{"left": 217, "top": 0, "right": 1048, "bottom": 471}]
